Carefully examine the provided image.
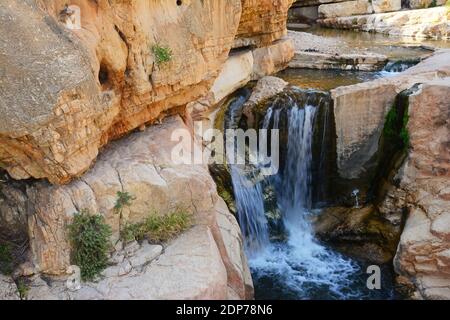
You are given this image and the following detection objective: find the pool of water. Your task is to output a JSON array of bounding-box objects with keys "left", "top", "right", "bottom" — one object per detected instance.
[
  {"left": 304, "top": 26, "right": 450, "bottom": 60},
  {"left": 277, "top": 68, "right": 384, "bottom": 91}
]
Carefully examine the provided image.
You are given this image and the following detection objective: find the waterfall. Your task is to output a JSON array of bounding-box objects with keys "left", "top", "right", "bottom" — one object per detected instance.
[{"left": 224, "top": 88, "right": 366, "bottom": 299}]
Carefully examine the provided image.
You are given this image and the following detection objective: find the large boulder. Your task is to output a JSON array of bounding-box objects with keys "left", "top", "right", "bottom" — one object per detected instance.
[
  {"left": 318, "top": 0, "right": 373, "bottom": 18},
  {"left": 372, "top": 0, "right": 401, "bottom": 13},
  {"left": 391, "top": 77, "right": 450, "bottom": 299},
  {"left": 331, "top": 50, "right": 450, "bottom": 183}
]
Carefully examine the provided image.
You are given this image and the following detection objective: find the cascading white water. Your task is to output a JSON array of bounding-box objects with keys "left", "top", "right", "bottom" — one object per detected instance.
[
  {"left": 230, "top": 166, "right": 269, "bottom": 253},
  {"left": 227, "top": 91, "right": 368, "bottom": 299}
]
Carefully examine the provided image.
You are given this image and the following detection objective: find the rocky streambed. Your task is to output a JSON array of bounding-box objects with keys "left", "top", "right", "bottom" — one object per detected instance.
[{"left": 210, "top": 31, "right": 450, "bottom": 299}]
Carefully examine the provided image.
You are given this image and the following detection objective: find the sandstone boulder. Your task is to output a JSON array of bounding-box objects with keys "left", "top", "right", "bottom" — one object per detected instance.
[
  {"left": 331, "top": 50, "right": 450, "bottom": 182},
  {"left": 318, "top": 0, "right": 373, "bottom": 18},
  {"left": 388, "top": 77, "right": 450, "bottom": 299}
]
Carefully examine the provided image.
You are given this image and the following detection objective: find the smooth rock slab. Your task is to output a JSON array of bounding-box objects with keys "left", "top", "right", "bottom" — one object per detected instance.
[{"left": 72, "top": 226, "right": 228, "bottom": 300}]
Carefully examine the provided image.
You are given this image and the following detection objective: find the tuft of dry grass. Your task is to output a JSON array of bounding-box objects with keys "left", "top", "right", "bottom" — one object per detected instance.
[{"left": 121, "top": 209, "right": 193, "bottom": 244}]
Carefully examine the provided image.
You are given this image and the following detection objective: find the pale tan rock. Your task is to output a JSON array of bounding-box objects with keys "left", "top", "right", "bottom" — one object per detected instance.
[
  {"left": 245, "top": 77, "right": 289, "bottom": 107},
  {"left": 392, "top": 77, "right": 450, "bottom": 299},
  {"left": 128, "top": 242, "right": 163, "bottom": 268},
  {"left": 61, "top": 226, "right": 228, "bottom": 300},
  {"left": 318, "top": 0, "right": 373, "bottom": 18},
  {"left": 0, "top": 0, "right": 242, "bottom": 184},
  {"left": 0, "top": 275, "right": 20, "bottom": 300},
  {"left": 235, "top": 0, "right": 295, "bottom": 48},
  {"left": 210, "top": 52, "right": 254, "bottom": 105},
  {"left": 372, "top": 0, "right": 401, "bottom": 13},
  {"left": 252, "top": 38, "right": 295, "bottom": 79},
  {"left": 331, "top": 50, "right": 450, "bottom": 180},
  {"left": 1, "top": 115, "right": 253, "bottom": 299},
  {"left": 319, "top": 6, "right": 449, "bottom": 39}
]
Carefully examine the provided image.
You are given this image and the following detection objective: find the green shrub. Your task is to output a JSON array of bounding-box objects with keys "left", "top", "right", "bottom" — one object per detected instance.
[
  {"left": 400, "top": 111, "right": 410, "bottom": 147},
  {"left": 0, "top": 243, "right": 13, "bottom": 275},
  {"left": 68, "top": 210, "right": 112, "bottom": 281},
  {"left": 121, "top": 209, "right": 193, "bottom": 243},
  {"left": 114, "top": 191, "right": 135, "bottom": 236},
  {"left": 383, "top": 106, "right": 398, "bottom": 140},
  {"left": 383, "top": 104, "right": 410, "bottom": 149},
  {"left": 152, "top": 44, "right": 173, "bottom": 65},
  {"left": 16, "top": 278, "right": 29, "bottom": 299}
]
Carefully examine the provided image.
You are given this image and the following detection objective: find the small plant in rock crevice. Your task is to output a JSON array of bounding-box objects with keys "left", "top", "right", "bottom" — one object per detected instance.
[
  {"left": 114, "top": 191, "right": 136, "bottom": 238},
  {"left": 121, "top": 209, "right": 193, "bottom": 244},
  {"left": 0, "top": 242, "right": 13, "bottom": 275},
  {"left": 67, "top": 210, "right": 112, "bottom": 281},
  {"left": 152, "top": 43, "right": 173, "bottom": 66},
  {"left": 16, "top": 278, "right": 29, "bottom": 300}
]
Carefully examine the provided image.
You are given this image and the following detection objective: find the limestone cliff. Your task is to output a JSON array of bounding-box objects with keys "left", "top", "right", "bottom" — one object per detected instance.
[
  {"left": 0, "top": 0, "right": 295, "bottom": 185},
  {"left": 0, "top": 0, "right": 296, "bottom": 300},
  {"left": 0, "top": 0, "right": 242, "bottom": 184}
]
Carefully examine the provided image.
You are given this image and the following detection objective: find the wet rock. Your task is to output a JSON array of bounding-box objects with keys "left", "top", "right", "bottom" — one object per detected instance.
[
  {"left": 314, "top": 205, "right": 401, "bottom": 264},
  {"left": 288, "top": 30, "right": 388, "bottom": 71}
]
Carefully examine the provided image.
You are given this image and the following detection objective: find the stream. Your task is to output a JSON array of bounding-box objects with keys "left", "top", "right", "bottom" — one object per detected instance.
[{"left": 218, "top": 28, "right": 448, "bottom": 300}]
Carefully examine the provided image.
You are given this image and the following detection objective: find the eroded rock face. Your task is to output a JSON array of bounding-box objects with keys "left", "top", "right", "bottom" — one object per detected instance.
[
  {"left": 319, "top": 6, "right": 450, "bottom": 39},
  {"left": 391, "top": 78, "right": 450, "bottom": 299},
  {"left": 1, "top": 116, "right": 253, "bottom": 299},
  {"left": 0, "top": 0, "right": 296, "bottom": 184},
  {"left": 235, "top": 0, "right": 295, "bottom": 48},
  {"left": 0, "top": 0, "right": 242, "bottom": 184}
]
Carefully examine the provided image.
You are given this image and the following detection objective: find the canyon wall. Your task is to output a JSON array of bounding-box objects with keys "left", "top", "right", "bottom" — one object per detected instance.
[
  {"left": 0, "top": 0, "right": 295, "bottom": 185},
  {"left": 392, "top": 78, "right": 450, "bottom": 299},
  {"left": 0, "top": 0, "right": 295, "bottom": 299}
]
